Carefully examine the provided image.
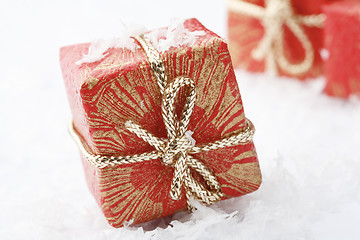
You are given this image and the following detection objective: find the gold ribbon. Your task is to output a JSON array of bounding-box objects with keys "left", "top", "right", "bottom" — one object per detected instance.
[
  {"left": 227, "top": 0, "right": 325, "bottom": 75},
  {"left": 69, "top": 34, "right": 256, "bottom": 211}
]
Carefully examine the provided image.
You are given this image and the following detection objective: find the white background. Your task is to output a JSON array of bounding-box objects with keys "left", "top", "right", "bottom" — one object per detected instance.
[{"left": 1, "top": 0, "right": 360, "bottom": 239}]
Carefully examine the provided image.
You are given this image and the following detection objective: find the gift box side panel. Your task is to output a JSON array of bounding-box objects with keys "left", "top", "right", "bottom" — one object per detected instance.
[
  {"left": 79, "top": 47, "right": 158, "bottom": 157},
  {"left": 323, "top": 2, "right": 360, "bottom": 98},
  {"left": 80, "top": 155, "right": 102, "bottom": 207},
  {"left": 173, "top": 37, "right": 261, "bottom": 196},
  {"left": 60, "top": 44, "right": 98, "bottom": 149},
  {"left": 187, "top": 20, "right": 262, "bottom": 196},
  {"left": 98, "top": 160, "right": 188, "bottom": 228}
]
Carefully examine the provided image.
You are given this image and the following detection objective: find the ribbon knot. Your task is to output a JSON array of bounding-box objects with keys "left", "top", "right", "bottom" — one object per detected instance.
[
  {"left": 227, "top": 0, "right": 325, "bottom": 75},
  {"left": 162, "top": 134, "right": 192, "bottom": 166},
  {"left": 125, "top": 75, "right": 224, "bottom": 210},
  {"left": 265, "top": 0, "right": 290, "bottom": 19}
]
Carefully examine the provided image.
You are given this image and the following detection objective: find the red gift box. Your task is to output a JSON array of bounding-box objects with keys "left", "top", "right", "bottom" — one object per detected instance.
[
  {"left": 323, "top": 1, "right": 360, "bottom": 98},
  {"left": 227, "top": 0, "right": 326, "bottom": 78},
  {"left": 60, "top": 19, "right": 261, "bottom": 227}
]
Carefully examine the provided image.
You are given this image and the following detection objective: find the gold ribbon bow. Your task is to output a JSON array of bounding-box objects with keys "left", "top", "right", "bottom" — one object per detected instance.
[
  {"left": 227, "top": 0, "right": 325, "bottom": 75},
  {"left": 69, "top": 34, "right": 256, "bottom": 211},
  {"left": 125, "top": 76, "right": 224, "bottom": 210}
]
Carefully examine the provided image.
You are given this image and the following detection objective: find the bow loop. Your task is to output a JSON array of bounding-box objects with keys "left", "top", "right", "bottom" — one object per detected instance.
[
  {"left": 162, "top": 134, "right": 192, "bottom": 166},
  {"left": 162, "top": 76, "right": 196, "bottom": 140}
]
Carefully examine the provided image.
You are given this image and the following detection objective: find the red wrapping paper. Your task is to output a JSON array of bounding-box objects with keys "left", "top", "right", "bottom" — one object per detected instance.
[
  {"left": 323, "top": 1, "right": 360, "bottom": 98},
  {"left": 60, "top": 19, "right": 261, "bottom": 227},
  {"left": 227, "top": 0, "right": 326, "bottom": 79}
]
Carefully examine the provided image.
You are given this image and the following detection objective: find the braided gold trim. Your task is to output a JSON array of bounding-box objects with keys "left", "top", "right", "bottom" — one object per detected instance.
[{"left": 69, "top": 34, "right": 256, "bottom": 210}]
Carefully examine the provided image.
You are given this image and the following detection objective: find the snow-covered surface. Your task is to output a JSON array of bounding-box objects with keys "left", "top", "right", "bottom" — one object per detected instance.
[
  {"left": 76, "top": 19, "right": 206, "bottom": 65},
  {"left": 75, "top": 23, "right": 147, "bottom": 65},
  {"left": 1, "top": 0, "right": 360, "bottom": 239},
  {"left": 145, "top": 19, "right": 206, "bottom": 53}
]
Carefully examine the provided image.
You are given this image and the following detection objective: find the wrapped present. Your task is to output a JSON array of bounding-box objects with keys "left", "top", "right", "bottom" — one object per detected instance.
[
  {"left": 323, "top": 1, "right": 360, "bottom": 98},
  {"left": 227, "top": 0, "right": 326, "bottom": 78},
  {"left": 60, "top": 18, "right": 262, "bottom": 227}
]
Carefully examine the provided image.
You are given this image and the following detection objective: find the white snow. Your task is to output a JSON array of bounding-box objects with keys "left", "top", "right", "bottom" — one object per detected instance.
[
  {"left": 185, "top": 130, "right": 196, "bottom": 146},
  {"left": 76, "top": 23, "right": 147, "bottom": 65},
  {"left": 320, "top": 48, "right": 330, "bottom": 61},
  {"left": 1, "top": 0, "right": 360, "bottom": 239},
  {"left": 145, "top": 18, "right": 206, "bottom": 53},
  {"left": 76, "top": 19, "right": 205, "bottom": 65}
]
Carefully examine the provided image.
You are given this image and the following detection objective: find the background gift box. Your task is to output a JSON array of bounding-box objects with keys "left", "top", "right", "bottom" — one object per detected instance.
[
  {"left": 323, "top": 1, "right": 360, "bottom": 98},
  {"left": 227, "top": 0, "right": 326, "bottom": 78}
]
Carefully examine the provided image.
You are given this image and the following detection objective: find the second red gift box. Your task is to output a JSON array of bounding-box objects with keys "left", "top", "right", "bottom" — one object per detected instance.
[{"left": 227, "top": 0, "right": 326, "bottom": 78}]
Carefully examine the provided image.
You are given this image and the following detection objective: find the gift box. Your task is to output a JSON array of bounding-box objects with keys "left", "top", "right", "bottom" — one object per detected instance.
[
  {"left": 323, "top": 1, "right": 360, "bottom": 98},
  {"left": 227, "top": 0, "right": 326, "bottom": 78},
  {"left": 60, "top": 18, "right": 261, "bottom": 227}
]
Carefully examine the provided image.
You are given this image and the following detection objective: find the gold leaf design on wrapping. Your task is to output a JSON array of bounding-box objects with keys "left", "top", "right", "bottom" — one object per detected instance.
[
  {"left": 98, "top": 165, "right": 159, "bottom": 226},
  {"left": 163, "top": 38, "right": 246, "bottom": 140},
  {"left": 86, "top": 77, "right": 101, "bottom": 90},
  {"left": 218, "top": 162, "right": 261, "bottom": 195},
  {"left": 330, "top": 82, "right": 347, "bottom": 98},
  {"left": 82, "top": 55, "right": 163, "bottom": 155},
  {"left": 79, "top": 65, "right": 93, "bottom": 84},
  {"left": 98, "top": 160, "right": 185, "bottom": 227},
  {"left": 349, "top": 77, "right": 360, "bottom": 95},
  {"left": 196, "top": 147, "right": 257, "bottom": 175},
  {"left": 93, "top": 48, "right": 139, "bottom": 72}
]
